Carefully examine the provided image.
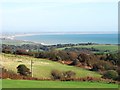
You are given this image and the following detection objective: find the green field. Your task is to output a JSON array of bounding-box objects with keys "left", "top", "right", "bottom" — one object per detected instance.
[
  {"left": 0, "top": 54, "right": 101, "bottom": 79},
  {"left": 2, "top": 39, "right": 34, "bottom": 45},
  {"left": 2, "top": 79, "right": 118, "bottom": 88},
  {"left": 56, "top": 45, "right": 118, "bottom": 52}
]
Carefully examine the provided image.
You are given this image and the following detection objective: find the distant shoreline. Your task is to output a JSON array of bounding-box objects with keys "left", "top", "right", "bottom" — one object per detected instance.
[
  {"left": 1, "top": 33, "right": 118, "bottom": 45},
  {"left": 1, "top": 32, "right": 118, "bottom": 39}
]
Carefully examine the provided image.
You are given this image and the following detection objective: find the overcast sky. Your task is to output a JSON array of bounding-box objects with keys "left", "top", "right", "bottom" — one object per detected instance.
[{"left": 1, "top": 0, "right": 118, "bottom": 33}]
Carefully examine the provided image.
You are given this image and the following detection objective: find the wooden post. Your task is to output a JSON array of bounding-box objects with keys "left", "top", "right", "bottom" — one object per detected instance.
[{"left": 31, "top": 60, "right": 33, "bottom": 77}]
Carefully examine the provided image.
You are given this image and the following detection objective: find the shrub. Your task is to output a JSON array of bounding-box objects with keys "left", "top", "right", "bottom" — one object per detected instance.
[
  {"left": 116, "top": 68, "right": 120, "bottom": 81},
  {"left": 57, "top": 51, "right": 70, "bottom": 61},
  {"left": 91, "top": 60, "right": 115, "bottom": 71},
  {"left": 15, "top": 49, "right": 28, "bottom": 55},
  {"left": 102, "top": 70, "right": 119, "bottom": 80},
  {"left": 78, "top": 53, "right": 98, "bottom": 66},
  {"left": 33, "top": 52, "right": 40, "bottom": 58},
  {"left": 51, "top": 70, "right": 64, "bottom": 80},
  {"left": 2, "top": 48, "right": 12, "bottom": 54},
  {"left": 106, "top": 53, "right": 119, "bottom": 65},
  {"left": 51, "top": 70, "right": 76, "bottom": 80},
  {"left": 68, "top": 52, "right": 78, "bottom": 60},
  {"left": 64, "top": 71, "right": 76, "bottom": 78},
  {"left": 17, "top": 64, "right": 31, "bottom": 76},
  {"left": 69, "top": 59, "right": 80, "bottom": 66}
]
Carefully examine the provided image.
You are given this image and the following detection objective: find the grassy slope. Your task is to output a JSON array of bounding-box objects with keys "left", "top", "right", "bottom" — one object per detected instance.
[
  {"left": 2, "top": 79, "right": 118, "bottom": 88},
  {"left": 56, "top": 45, "right": 118, "bottom": 52},
  {"left": 2, "top": 40, "right": 34, "bottom": 46},
  {"left": 0, "top": 53, "right": 101, "bottom": 79}
]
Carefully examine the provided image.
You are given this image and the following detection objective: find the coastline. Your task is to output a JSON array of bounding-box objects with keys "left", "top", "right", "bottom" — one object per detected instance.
[
  {"left": 1, "top": 33, "right": 118, "bottom": 45},
  {"left": 1, "top": 32, "right": 118, "bottom": 39}
]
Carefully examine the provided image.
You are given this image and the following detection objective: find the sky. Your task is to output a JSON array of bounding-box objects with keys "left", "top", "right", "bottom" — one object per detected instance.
[{"left": 0, "top": 0, "right": 119, "bottom": 33}]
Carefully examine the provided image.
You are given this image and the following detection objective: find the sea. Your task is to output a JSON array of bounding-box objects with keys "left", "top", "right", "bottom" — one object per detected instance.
[{"left": 14, "top": 34, "right": 118, "bottom": 45}]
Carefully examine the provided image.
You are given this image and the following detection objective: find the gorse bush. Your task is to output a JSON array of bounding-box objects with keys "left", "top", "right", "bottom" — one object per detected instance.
[
  {"left": 116, "top": 68, "right": 120, "bottom": 81},
  {"left": 69, "top": 59, "right": 80, "bottom": 66},
  {"left": 16, "top": 49, "right": 28, "bottom": 55},
  {"left": 106, "top": 53, "right": 120, "bottom": 65},
  {"left": 64, "top": 71, "right": 76, "bottom": 78},
  {"left": 51, "top": 70, "right": 63, "bottom": 80},
  {"left": 91, "top": 60, "right": 115, "bottom": 71},
  {"left": 2, "top": 48, "right": 12, "bottom": 54},
  {"left": 102, "top": 70, "right": 119, "bottom": 80},
  {"left": 17, "top": 64, "right": 31, "bottom": 76},
  {"left": 51, "top": 70, "right": 76, "bottom": 81},
  {"left": 1, "top": 67, "right": 40, "bottom": 80}
]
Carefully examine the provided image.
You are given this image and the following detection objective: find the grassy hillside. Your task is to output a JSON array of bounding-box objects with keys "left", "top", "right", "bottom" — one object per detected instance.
[
  {"left": 56, "top": 45, "right": 118, "bottom": 52},
  {"left": 2, "top": 79, "right": 118, "bottom": 88},
  {"left": 0, "top": 53, "right": 101, "bottom": 79}
]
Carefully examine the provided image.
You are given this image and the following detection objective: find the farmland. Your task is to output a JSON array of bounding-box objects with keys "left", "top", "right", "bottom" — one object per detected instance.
[
  {"left": 1, "top": 39, "right": 35, "bottom": 46},
  {"left": 56, "top": 44, "right": 118, "bottom": 52},
  {"left": 1, "top": 52, "right": 119, "bottom": 89},
  {"left": 0, "top": 53, "right": 101, "bottom": 79},
  {"left": 1, "top": 44, "right": 119, "bottom": 88}
]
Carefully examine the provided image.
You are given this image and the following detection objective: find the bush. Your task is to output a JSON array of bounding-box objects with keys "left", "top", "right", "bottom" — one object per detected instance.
[
  {"left": 15, "top": 49, "right": 28, "bottom": 55},
  {"left": 106, "top": 53, "right": 120, "bottom": 65},
  {"left": 91, "top": 60, "right": 115, "bottom": 71},
  {"left": 51, "top": 70, "right": 76, "bottom": 80},
  {"left": 64, "top": 71, "right": 76, "bottom": 78},
  {"left": 102, "top": 70, "right": 119, "bottom": 80},
  {"left": 17, "top": 64, "right": 31, "bottom": 76},
  {"left": 69, "top": 59, "right": 80, "bottom": 66},
  {"left": 2, "top": 48, "right": 12, "bottom": 54},
  {"left": 51, "top": 70, "right": 63, "bottom": 80},
  {"left": 116, "top": 68, "right": 120, "bottom": 81}
]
